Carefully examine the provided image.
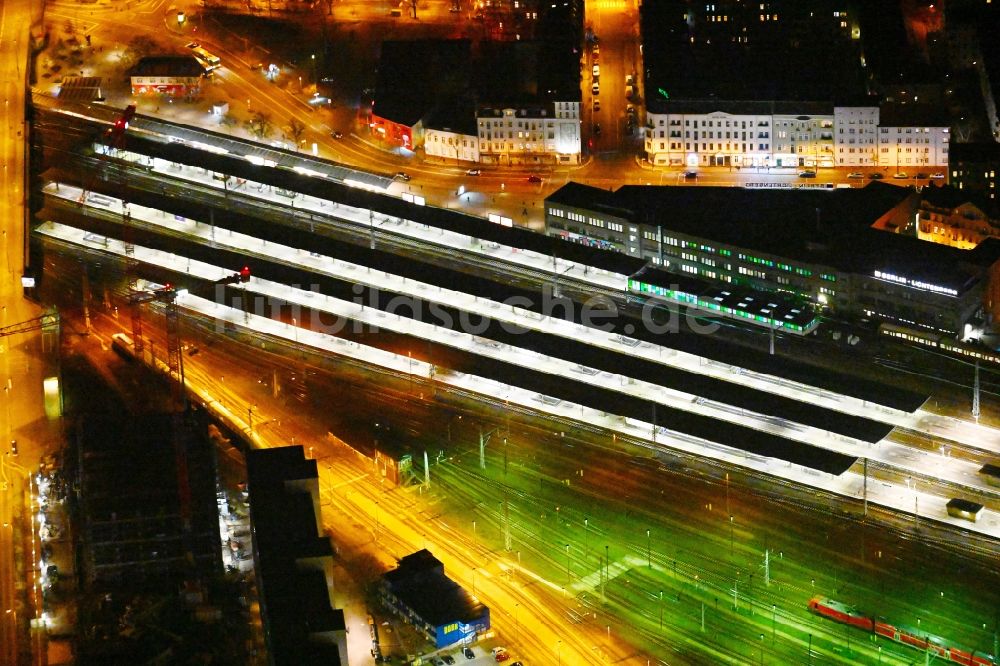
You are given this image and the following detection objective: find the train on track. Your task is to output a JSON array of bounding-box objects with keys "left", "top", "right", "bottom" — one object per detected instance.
[
  {"left": 879, "top": 322, "right": 1000, "bottom": 366},
  {"left": 808, "top": 597, "right": 995, "bottom": 665}
]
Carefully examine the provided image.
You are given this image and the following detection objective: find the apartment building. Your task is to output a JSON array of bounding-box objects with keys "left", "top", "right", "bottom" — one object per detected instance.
[{"left": 477, "top": 101, "right": 581, "bottom": 165}]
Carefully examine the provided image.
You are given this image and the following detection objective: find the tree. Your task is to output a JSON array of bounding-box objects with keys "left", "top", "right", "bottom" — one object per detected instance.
[
  {"left": 283, "top": 118, "right": 307, "bottom": 150},
  {"left": 244, "top": 111, "right": 273, "bottom": 141},
  {"left": 120, "top": 35, "right": 159, "bottom": 72}
]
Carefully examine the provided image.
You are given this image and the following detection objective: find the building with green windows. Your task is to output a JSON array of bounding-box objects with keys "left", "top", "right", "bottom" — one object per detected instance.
[{"left": 545, "top": 182, "right": 1000, "bottom": 335}]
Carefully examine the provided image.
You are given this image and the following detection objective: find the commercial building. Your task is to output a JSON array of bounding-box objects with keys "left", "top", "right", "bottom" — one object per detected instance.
[
  {"left": 129, "top": 56, "right": 205, "bottom": 98},
  {"left": 545, "top": 181, "right": 1000, "bottom": 334},
  {"left": 424, "top": 104, "right": 480, "bottom": 163},
  {"left": 246, "top": 446, "right": 348, "bottom": 666},
  {"left": 381, "top": 549, "right": 489, "bottom": 648}
]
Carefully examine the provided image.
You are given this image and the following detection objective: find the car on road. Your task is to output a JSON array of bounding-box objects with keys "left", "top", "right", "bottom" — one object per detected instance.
[
  {"left": 798, "top": 170, "right": 817, "bottom": 178},
  {"left": 930, "top": 172, "right": 945, "bottom": 179},
  {"left": 466, "top": 168, "right": 481, "bottom": 176},
  {"left": 492, "top": 647, "right": 510, "bottom": 662},
  {"left": 593, "top": 99, "right": 600, "bottom": 111},
  {"left": 10, "top": 439, "right": 16, "bottom": 456},
  {"left": 892, "top": 172, "right": 909, "bottom": 179},
  {"left": 527, "top": 175, "right": 542, "bottom": 183},
  {"left": 463, "top": 647, "right": 475, "bottom": 660},
  {"left": 592, "top": 82, "right": 600, "bottom": 95},
  {"left": 592, "top": 43, "right": 600, "bottom": 55},
  {"left": 185, "top": 42, "right": 200, "bottom": 49},
  {"left": 868, "top": 172, "right": 884, "bottom": 179},
  {"left": 442, "top": 656, "right": 455, "bottom": 665},
  {"left": 331, "top": 131, "right": 343, "bottom": 139},
  {"left": 394, "top": 172, "right": 411, "bottom": 181},
  {"left": 847, "top": 172, "right": 864, "bottom": 179},
  {"left": 510, "top": 663, "right": 523, "bottom": 666},
  {"left": 593, "top": 123, "right": 601, "bottom": 136},
  {"left": 592, "top": 64, "right": 600, "bottom": 78},
  {"left": 684, "top": 171, "right": 698, "bottom": 179},
  {"left": 916, "top": 172, "right": 929, "bottom": 179}
]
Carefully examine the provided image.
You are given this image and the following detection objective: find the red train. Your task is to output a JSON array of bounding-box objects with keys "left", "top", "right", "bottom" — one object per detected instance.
[{"left": 808, "top": 597, "right": 995, "bottom": 666}]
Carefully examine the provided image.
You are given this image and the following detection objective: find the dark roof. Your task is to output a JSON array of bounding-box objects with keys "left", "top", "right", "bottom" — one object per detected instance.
[
  {"left": 373, "top": 40, "right": 471, "bottom": 126},
  {"left": 920, "top": 184, "right": 998, "bottom": 219},
  {"left": 946, "top": 497, "right": 984, "bottom": 513},
  {"left": 57, "top": 76, "right": 103, "bottom": 102},
  {"left": 652, "top": 99, "right": 833, "bottom": 117},
  {"left": 547, "top": 181, "right": 1000, "bottom": 293},
  {"left": 247, "top": 447, "right": 344, "bottom": 666},
  {"left": 878, "top": 102, "right": 950, "bottom": 127},
  {"left": 130, "top": 56, "right": 205, "bottom": 78},
  {"left": 424, "top": 100, "right": 478, "bottom": 135},
  {"left": 948, "top": 142, "right": 1000, "bottom": 162},
  {"left": 383, "top": 549, "right": 487, "bottom": 627}
]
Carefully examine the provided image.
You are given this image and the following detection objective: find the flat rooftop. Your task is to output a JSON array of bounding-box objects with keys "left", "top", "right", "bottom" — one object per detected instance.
[{"left": 547, "top": 182, "right": 1000, "bottom": 294}]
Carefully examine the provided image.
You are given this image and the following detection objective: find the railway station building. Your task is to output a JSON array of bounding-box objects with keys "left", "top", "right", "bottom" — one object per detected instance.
[{"left": 544, "top": 181, "right": 1000, "bottom": 335}]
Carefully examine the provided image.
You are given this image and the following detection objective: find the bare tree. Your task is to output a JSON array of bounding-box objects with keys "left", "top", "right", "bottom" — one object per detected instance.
[
  {"left": 284, "top": 118, "right": 307, "bottom": 150},
  {"left": 244, "top": 111, "right": 273, "bottom": 141},
  {"left": 120, "top": 35, "right": 160, "bottom": 72}
]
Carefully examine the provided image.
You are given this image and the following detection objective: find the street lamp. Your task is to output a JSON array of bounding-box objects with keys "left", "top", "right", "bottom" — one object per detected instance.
[{"left": 759, "top": 633, "right": 765, "bottom": 665}]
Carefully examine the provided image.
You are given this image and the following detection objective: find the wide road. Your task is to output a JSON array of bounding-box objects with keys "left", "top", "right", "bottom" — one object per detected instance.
[{"left": 2, "top": 0, "right": 50, "bottom": 664}]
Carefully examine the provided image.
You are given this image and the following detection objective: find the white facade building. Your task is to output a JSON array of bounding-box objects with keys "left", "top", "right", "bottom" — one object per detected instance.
[
  {"left": 772, "top": 112, "right": 835, "bottom": 168},
  {"left": 646, "top": 101, "right": 950, "bottom": 169},
  {"left": 477, "top": 101, "right": 581, "bottom": 165},
  {"left": 877, "top": 125, "right": 950, "bottom": 171},
  {"left": 834, "top": 106, "right": 879, "bottom": 166},
  {"left": 424, "top": 126, "right": 480, "bottom": 163}
]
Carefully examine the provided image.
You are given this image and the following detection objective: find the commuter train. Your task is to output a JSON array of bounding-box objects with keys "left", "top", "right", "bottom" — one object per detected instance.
[
  {"left": 808, "top": 597, "right": 995, "bottom": 665},
  {"left": 879, "top": 323, "right": 1000, "bottom": 366}
]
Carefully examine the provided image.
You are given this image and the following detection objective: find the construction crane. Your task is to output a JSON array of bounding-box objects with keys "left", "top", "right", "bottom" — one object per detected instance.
[{"left": 0, "top": 313, "right": 59, "bottom": 338}]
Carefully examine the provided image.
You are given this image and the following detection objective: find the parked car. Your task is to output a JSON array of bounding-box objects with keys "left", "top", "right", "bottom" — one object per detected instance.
[
  {"left": 868, "top": 172, "right": 884, "bottom": 179},
  {"left": 930, "top": 172, "right": 945, "bottom": 179},
  {"left": 394, "top": 172, "right": 411, "bottom": 181},
  {"left": 466, "top": 168, "right": 481, "bottom": 176},
  {"left": 847, "top": 172, "right": 864, "bottom": 179},
  {"left": 527, "top": 175, "right": 542, "bottom": 183},
  {"left": 463, "top": 647, "right": 476, "bottom": 660},
  {"left": 798, "top": 170, "right": 817, "bottom": 178},
  {"left": 442, "top": 656, "right": 455, "bottom": 665},
  {"left": 892, "top": 172, "right": 909, "bottom": 179}
]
